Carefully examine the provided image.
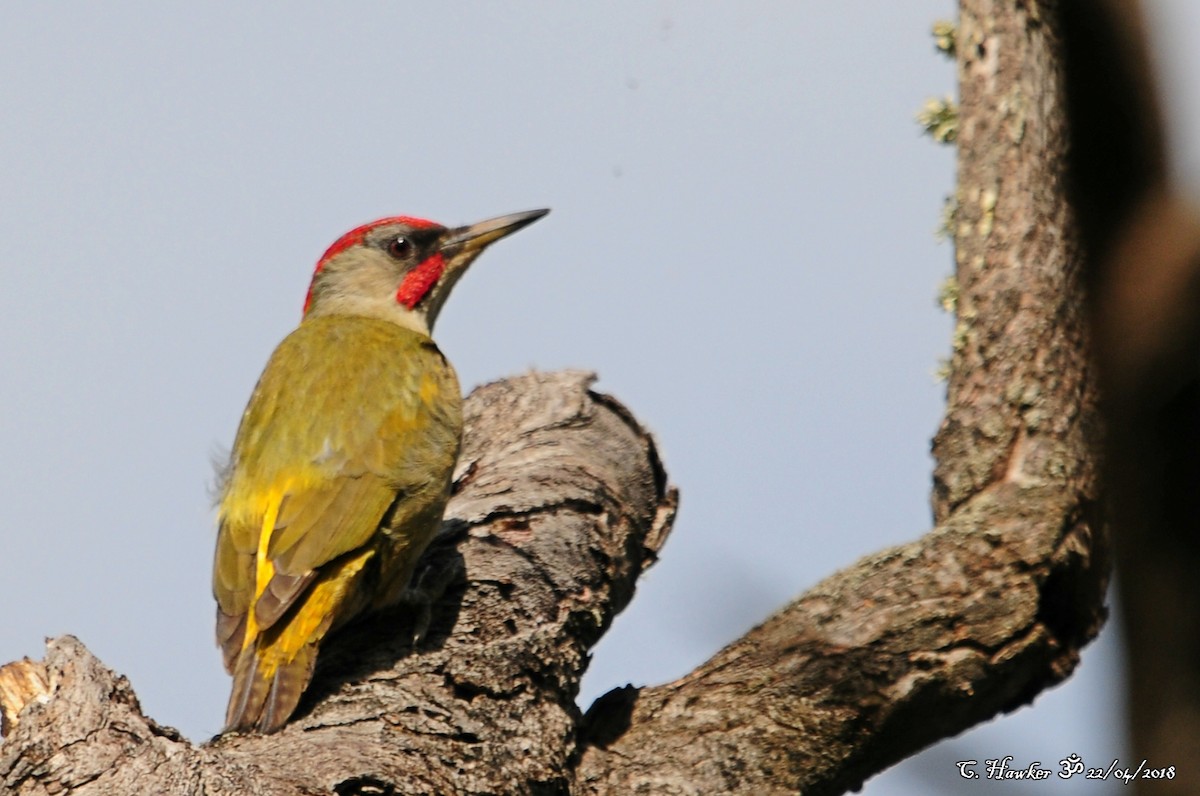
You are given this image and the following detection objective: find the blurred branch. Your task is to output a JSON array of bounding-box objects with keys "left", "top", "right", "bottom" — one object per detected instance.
[{"left": 1062, "top": 0, "right": 1200, "bottom": 787}]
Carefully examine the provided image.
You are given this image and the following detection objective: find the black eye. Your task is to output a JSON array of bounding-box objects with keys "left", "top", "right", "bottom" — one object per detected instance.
[{"left": 386, "top": 236, "right": 413, "bottom": 258}]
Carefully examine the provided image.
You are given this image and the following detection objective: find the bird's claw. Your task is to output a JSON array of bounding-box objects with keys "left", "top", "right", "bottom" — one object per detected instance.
[{"left": 398, "top": 556, "right": 466, "bottom": 647}]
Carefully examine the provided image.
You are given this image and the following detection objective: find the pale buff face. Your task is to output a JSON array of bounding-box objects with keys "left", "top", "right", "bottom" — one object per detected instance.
[
  {"left": 306, "top": 244, "right": 435, "bottom": 335},
  {"left": 304, "top": 220, "right": 461, "bottom": 336},
  {"left": 302, "top": 210, "right": 549, "bottom": 334}
]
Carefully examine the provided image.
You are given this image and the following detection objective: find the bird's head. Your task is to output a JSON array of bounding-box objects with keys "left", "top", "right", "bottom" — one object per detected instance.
[{"left": 302, "top": 208, "right": 549, "bottom": 335}]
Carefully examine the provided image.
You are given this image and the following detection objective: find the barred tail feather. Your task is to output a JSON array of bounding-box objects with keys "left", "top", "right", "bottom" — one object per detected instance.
[
  {"left": 224, "top": 642, "right": 318, "bottom": 733},
  {"left": 222, "top": 550, "right": 372, "bottom": 733}
]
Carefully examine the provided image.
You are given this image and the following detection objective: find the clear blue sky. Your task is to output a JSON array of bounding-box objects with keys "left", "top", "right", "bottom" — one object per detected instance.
[{"left": 4, "top": 3, "right": 1194, "bottom": 791}]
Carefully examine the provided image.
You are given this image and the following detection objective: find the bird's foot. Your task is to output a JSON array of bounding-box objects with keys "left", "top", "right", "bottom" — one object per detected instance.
[{"left": 397, "top": 556, "right": 466, "bottom": 648}]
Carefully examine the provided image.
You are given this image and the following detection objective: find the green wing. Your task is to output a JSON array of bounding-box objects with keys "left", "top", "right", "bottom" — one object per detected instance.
[{"left": 212, "top": 315, "right": 462, "bottom": 669}]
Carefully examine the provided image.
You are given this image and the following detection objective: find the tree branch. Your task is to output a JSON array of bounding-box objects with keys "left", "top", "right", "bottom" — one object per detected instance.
[
  {"left": 578, "top": 485, "right": 1102, "bottom": 796},
  {"left": 1, "top": 371, "right": 678, "bottom": 795},
  {"left": 578, "top": 2, "right": 1111, "bottom": 792},
  {"left": 2, "top": 2, "right": 1131, "bottom": 794}
]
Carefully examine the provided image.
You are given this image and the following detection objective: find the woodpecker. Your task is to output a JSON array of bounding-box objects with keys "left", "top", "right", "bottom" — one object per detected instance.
[{"left": 213, "top": 208, "right": 548, "bottom": 733}]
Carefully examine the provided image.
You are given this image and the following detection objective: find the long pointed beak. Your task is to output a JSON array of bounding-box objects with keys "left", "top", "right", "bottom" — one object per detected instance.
[{"left": 442, "top": 208, "right": 550, "bottom": 255}]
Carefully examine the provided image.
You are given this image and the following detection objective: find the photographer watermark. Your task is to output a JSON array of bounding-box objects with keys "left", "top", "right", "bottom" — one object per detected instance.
[{"left": 956, "top": 754, "right": 1176, "bottom": 784}]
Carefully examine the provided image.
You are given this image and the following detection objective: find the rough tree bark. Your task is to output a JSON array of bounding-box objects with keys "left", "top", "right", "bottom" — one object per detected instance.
[
  {"left": 579, "top": 2, "right": 1108, "bottom": 791},
  {"left": 1, "top": 1, "right": 1146, "bottom": 794}
]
